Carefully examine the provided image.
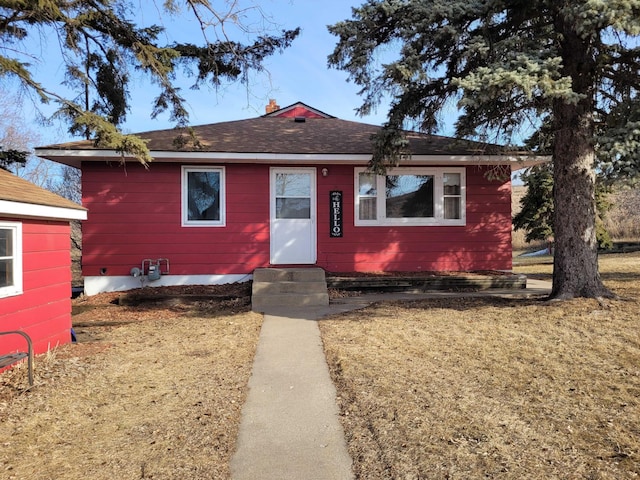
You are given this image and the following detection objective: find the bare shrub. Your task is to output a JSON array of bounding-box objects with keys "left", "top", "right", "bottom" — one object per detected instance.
[{"left": 604, "top": 187, "right": 640, "bottom": 241}]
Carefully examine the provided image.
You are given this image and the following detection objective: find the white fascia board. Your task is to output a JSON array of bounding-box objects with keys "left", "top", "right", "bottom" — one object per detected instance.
[
  {"left": 36, "top": 148, "right": 550, "bottom": 167},
  {"left": 0, "top": 200, "right": 87, "bottom": 221}
]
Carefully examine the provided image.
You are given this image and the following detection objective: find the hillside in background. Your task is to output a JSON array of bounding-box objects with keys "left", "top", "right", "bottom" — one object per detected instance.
[
  {"left": 511, "top": 184, "right": 640, "bottom": 251},
  {"left": 511, "top": 185, "right": 538, "bottom": 251}
]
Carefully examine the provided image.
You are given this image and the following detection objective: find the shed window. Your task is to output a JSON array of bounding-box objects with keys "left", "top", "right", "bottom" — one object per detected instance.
[
  {"left": 182, "top": 166, "right": 226, "bottom": 226},
  {"left": 0, "top": 222, "right": 23, "bottom": 298},
  {"left": 355, "top": 167, "right": 466, "bottom": 226}
]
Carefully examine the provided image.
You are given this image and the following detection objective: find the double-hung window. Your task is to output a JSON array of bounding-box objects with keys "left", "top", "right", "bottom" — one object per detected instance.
[
  {"left": 182, "top": 166, "right": 226, "bottom": 226},
  {"left": 0, "top": 222, "right": 23, "bottom": 298},
  {"left": 355, "top": 167, "right": 466, "bottom": 226}
]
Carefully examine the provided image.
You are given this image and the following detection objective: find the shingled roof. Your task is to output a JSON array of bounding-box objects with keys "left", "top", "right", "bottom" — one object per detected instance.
[
  {"left": 35, "top": 102, "right": 542, "bottom": 168},
  {"left": 41, "top": 117, "right": 509, "bottom": 154},
  {"left": 0, "top": 168, "right": 86, "bottom": 220}
]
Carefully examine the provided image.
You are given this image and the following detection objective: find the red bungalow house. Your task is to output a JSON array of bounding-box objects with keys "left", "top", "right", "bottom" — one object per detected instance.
[
  {"left": 0, "top": 169, "right": 87, "bottom": 355},
  {"left": 35, "top": 102, "right": 543, "bottom": 296}
]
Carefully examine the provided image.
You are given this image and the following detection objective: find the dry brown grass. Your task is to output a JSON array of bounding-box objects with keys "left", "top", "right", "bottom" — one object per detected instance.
[
  {"left": 0, "top": 288, "right": 261, "bottom": 480},
  {"left": 3, "top": 255, "right": 640, "bottom": 479},
  {"left": 319, "top": 253, "right": 640, "bottom": 479}
]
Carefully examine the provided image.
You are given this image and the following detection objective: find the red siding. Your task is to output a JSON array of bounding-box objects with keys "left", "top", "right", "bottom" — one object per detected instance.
[
  {"left": 81, "top": 162, "right": 512, "bottom": 282},
  {"left": 82, "top": 163, "right": 270, "bottom": 277},
  {"left": 0, "top": 219, "right": 73, "bottom": 357},
  {"left": 316, "top": 165, "right": 512, "bottom": 273}
]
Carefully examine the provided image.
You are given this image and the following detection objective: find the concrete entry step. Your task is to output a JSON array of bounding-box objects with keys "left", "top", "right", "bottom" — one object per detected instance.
[
  {"left": 252, "top": 268, "right": 329, "bottom": 312},
  {"left": 252, "top": 281, "right": 328, "bottom": 295},
  {"left": 252, "top": 292, "right": 330, "bottom": 309},
  {"left": 253, "top": 267, "right": 327, "bottom": 283}
]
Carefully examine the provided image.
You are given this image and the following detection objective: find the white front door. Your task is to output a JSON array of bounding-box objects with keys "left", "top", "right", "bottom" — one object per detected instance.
[{"left": 270, "top": 168, "right": 316, "bottom": 264}]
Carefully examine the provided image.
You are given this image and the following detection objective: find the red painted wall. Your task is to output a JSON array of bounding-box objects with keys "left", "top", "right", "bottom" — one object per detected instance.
[
  {"left": 0, "top": 218, "right": 73, "bottom": 356},
  {"left": 316, "top": 165, "right": 512, "bottom": 273},
  {"left": 81, "top": 162, "right": 511, "bottom": 281},
  {"left": 82, "top": 162, "right": 270, "bottom": 277}
]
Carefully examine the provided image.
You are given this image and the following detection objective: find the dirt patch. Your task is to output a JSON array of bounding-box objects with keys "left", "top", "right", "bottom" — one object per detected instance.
[
  {"left": 319, "top": 254, "right": 640, "bottom": 479},
  {"left": 0, "top": 284, "right": 261, "bottom": 480}
]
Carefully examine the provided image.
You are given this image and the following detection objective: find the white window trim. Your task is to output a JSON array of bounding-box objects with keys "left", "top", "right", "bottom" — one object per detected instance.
[
  {"left": 181, "top": 166, "right": 226, "bottom": 227},
  {"left": 354, "top": 167, "right": 466, "bottom": 226},
  {"left": 0, "top": 221, "right": 23, "bottom": 298}
]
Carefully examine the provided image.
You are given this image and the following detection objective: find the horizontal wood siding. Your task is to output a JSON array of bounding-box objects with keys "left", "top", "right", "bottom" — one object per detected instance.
[
  {"left": 81, "top": 162, "right": 270, "bottom": 277},
  {"left": 82, "top": 162, "right": 511, "bottom": 284},
  {"left": 316, "top": 165, "right": 512, "bottom": 273},
  {"left": 0, "top": 219, "right": 72, "bottom": 356}
]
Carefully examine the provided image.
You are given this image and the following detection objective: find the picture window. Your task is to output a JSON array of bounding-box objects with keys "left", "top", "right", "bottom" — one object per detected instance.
[{"left": 355, "top": 168, "right": 465, "bottom": 226}]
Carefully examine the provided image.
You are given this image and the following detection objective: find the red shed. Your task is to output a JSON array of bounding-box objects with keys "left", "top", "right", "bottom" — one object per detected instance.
[
  {"left": 0, "top": 169, "right": 87, "bottom": 356},
  {"left": 36, "top": 102, "right": 545, "bottom": 295}
]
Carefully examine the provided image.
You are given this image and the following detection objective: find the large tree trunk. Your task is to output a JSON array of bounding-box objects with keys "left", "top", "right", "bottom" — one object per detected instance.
[
  {"left": 551, "top": 113, "right": 612, "bottom": 299},
  {"left": 550, "top": 13, "right": 614, "bottom": 300}
]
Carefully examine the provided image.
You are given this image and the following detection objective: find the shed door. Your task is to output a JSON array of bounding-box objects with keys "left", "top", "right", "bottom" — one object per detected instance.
[{"left": 270, "top": 168, "right": 316, "bottom": 264}]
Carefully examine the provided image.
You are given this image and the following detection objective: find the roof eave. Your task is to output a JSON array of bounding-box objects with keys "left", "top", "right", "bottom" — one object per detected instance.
[
  {"left": 35, "top": 149, "right": 549, "bottom": 169},
  {"left": 0, "top": 199, "right": 88, "bottom": 221}
]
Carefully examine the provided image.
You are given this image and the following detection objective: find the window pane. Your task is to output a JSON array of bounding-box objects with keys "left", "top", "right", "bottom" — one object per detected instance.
[
  {"left": 0, "top": 259, "right": 12, "bottom": 288},
  {"left": 358, "top": 173, "right": 376, "bottom": 196},
  {"left": 0, "top": 229, "right": 12, "bottom": 257},
  {"left": 444, "top": 173, "right": 461, "bottom": 195},
  {"left": 359, "top": 197, "right": 377, "bottom": 220},
  {"left": 276, "top": 198, "right": 311, "bottom": 219},
  {"left": 276, "top": 173, "right": 310, "bottom": 197},
  {"left": 444, "top": 173, "right": 461, "bottom": 219},
  {"left": 444, "top": 197, "right": 461, "bottom": 219},
  {"left": 386, "top": 175, "right": 434, "bottom": 218},
  {"left": 187, "top": 171, "right": 220, "bottom": 221}
]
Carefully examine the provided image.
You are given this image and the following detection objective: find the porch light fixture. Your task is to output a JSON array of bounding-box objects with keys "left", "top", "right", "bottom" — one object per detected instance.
[{"left": 322, "top": 168, "right": 329, "bottom": 177}]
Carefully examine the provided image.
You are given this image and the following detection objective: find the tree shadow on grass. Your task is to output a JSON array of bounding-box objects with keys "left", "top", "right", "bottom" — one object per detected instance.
[
  {"left": 390, "top": 295, "right": 547, "bottom": 312},
  {"left": 600, "top": 272, "right": 640, "bottom": 283}
]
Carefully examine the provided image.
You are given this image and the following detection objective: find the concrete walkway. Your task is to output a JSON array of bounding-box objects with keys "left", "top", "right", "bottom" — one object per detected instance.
[
  {"left": 230, "top": 279, "right": 552, "bottom": 480},
  {"left": 230, "top": 307, "right": 354, "bottom": 480}
]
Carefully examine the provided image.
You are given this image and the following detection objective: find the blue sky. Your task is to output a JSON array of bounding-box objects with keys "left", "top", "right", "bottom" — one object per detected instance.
[
  {"left": 16, "top": 0, "right": 403, "bottom": 146},
  {"left": 10, "top": 0, "right": 478, "bottom": 183},
  {"left": 124, "top": 0, "right": 393, "bottom": 131},
  {"left": 15, "top": 0, "right": 460, "bottom": 146}
]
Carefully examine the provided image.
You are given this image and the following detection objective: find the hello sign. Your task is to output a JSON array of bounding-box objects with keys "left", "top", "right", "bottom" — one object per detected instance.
[{"left": 330, "top": 191, "right": 343, "bottom": 238}]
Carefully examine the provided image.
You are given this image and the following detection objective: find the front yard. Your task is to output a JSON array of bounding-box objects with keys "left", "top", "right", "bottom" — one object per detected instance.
[
  {"left": 0, "top": 295, "right": 261, "bottom": 480},
  {"left": 1, "top": 253, "right": 639, "bottom": 479},
  {"left": 320, "top": 252, "right": 640, "bottom": 479}
]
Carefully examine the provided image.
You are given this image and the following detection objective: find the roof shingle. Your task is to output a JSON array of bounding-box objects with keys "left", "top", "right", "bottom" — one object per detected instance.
[
  {"left": 0, "top": 168, "right": 86, "bottom": 212},
  {"left": 37, "top": 116, "right": 513, "bottom": 156}
]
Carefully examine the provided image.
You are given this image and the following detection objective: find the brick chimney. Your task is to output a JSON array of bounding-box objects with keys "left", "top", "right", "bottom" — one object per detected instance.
[{"left": 265, "top": 99, "right": 280, "bottom": 114}]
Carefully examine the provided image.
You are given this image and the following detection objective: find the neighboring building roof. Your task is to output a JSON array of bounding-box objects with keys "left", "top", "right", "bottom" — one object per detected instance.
[
  {"left": 0, "top": 168, "right": 87, "bottom": 221},
  {"left": 35, "top": 102, "right": 547, "bottom": 169}
]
